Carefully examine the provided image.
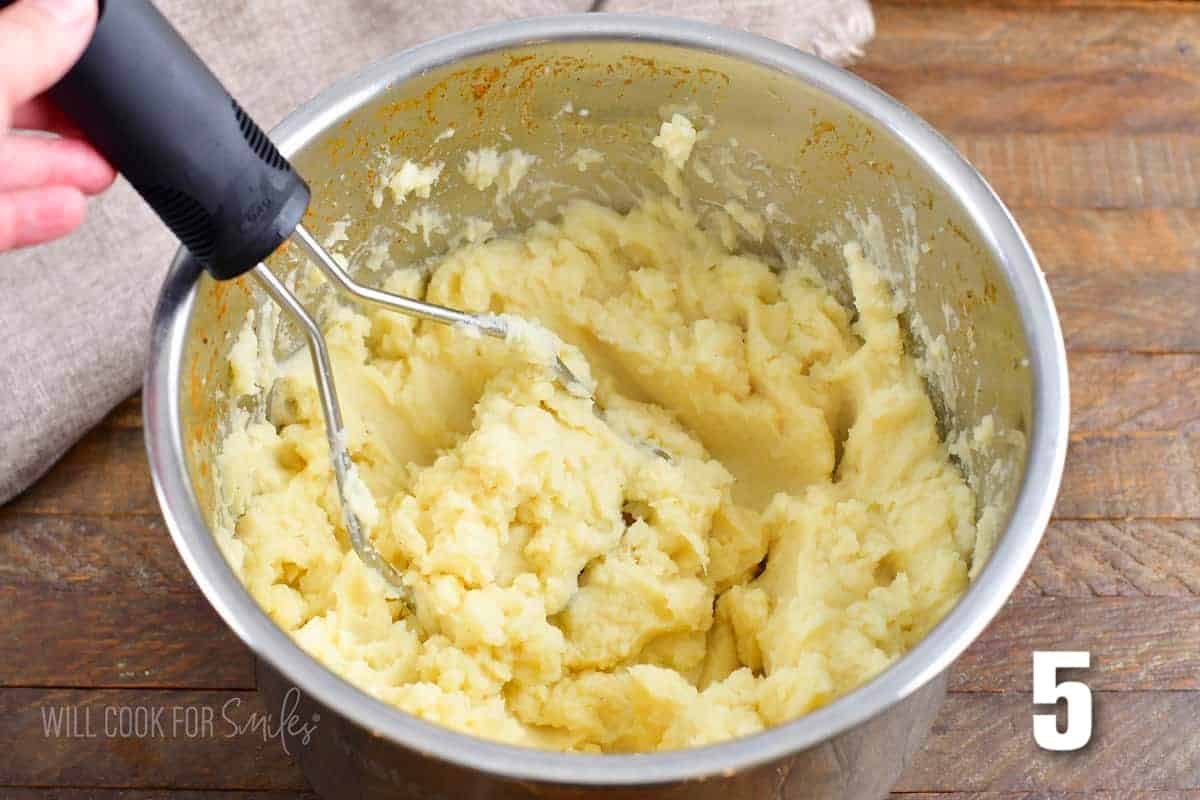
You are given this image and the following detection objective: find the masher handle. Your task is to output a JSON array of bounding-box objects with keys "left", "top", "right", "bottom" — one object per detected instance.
[{"left": 3, "top": 0, "right": 310, "bottom": 279}]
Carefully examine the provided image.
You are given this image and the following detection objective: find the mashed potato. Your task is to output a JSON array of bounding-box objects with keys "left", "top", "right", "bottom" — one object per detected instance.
[{"left": 217, "top": 195, "right": 975, "bottom": 752}]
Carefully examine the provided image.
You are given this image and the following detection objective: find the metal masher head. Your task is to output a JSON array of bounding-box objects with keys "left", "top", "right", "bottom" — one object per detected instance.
[{"left": 251, "top": 222, "right": 666, "bottom": 598}]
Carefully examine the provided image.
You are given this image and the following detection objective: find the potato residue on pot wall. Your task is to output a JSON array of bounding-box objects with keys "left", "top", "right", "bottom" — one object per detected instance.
[{"left": 213, "top": 117, "right": 977, "bottom": 752}]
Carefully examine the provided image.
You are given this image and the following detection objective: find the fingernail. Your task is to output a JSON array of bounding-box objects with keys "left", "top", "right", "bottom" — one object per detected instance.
[{"left": 31, "top": 0, "right": 93, "bottom": 23}]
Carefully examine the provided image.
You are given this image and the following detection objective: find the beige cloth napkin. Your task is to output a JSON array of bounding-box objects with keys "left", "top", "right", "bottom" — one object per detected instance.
[{"left": 0, "top": 0, "right": 873, "bottom": 505}]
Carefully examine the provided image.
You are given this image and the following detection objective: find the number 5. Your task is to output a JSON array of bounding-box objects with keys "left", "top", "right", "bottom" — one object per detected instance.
[{"left": 1032, "top": 650, "right": 1092, "bottom": 751}]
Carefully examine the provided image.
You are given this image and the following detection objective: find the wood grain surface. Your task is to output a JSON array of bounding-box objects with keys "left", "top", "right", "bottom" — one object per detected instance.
[{"left": 1, "top": 0, "right": 1197, "bottom": 797}]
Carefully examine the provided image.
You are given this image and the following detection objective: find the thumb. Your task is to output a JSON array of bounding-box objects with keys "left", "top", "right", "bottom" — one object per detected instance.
[{"left": 0, "top": 0, "right": 97, "bottom": 118}]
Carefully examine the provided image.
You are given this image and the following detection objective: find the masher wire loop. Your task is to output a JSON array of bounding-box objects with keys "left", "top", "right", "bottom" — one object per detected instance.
[{"left": 251, "top": 259, "right": 410, "bottom": 597}]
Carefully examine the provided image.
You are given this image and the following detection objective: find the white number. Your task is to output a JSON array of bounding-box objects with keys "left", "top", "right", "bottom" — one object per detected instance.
[{"left": 1032, "top": 650, "right": 1092, "bottom": 751}]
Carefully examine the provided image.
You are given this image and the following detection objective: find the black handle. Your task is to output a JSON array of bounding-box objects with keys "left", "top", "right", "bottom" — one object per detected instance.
[{"left": 4, "top": 0, "right": 310, "bottom": 279}]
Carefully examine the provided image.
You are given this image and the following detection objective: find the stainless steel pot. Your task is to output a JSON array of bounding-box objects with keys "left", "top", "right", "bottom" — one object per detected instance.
[{"left": 145, "top": 15, "right": 1069, "bottom": 799}]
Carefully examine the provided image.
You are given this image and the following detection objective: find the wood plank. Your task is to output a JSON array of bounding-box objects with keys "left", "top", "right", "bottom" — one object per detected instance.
[
  {"left": 14, "top": 431, "right": 1200, "bottom": 520},
  {"left": 1016, "top": 208, "right": 1200, "bottom": 273},
  {"left": 0, "top": 513, "right": 191, "bottom": 593},
  {"left": 6, "top": 427, "right": 157, "bottom": 516},
  {"left": 870, "top": 4, "right": 1200, "bottom": 68},
  {"left": 0, "top": 513, "right": 256, "bottom": 689},
  {"left": 9, "top": 583, "right": 1194, "bottom": 695},
  {"left": 1056, "top": 432, "right": 1200, "bottom": 518},
  {"left": 1053, "top": 270, "right": 1199, "bottom": 352},
  {"left": 106, "top": 395, "right": 143, "bottom": 429},
  {"left": 862, "top": 0, "right": 1200, "bottom": 140},
  {"left": 956, "top": 134, "right": 1200, "bottom": 209},
  {"left": 894, "top": 691, "right": 1200, "bottom": 792},
  {"left": 2, "top": 513, "right": 1195, "bottom": 691},
  {"left": 950, "top": 597, "right": 1200, "bottom": 691},
  {"left": 17, "top": 577, "right": 1193, "bottom": 696},
  {"left": 1023, "top": 212, "right": 1200, "bottom": 351},
  {"left": 853, "top": 62, "right": 1200, "bottom": 135},
  {"left": 1070, "top": 354, "right": 1200, "bottom": 434},
  {"left": 1019, "top": 519, "right": 1200, "bottom": 598},
  {"left": 37, "top": 431, "right": 1194, "bottom": 524},
  {"left": 112, "top": 357, "right": 1200, "bottom": 443},
  {"left": 0, "top": 689, "right": 307, "bottom": 790},
  {"left": 18, "top": 506, "right": 1192, "bottom": 605},
  {"left": 0, "top": 587, "right": 254, "bottom": 690}
]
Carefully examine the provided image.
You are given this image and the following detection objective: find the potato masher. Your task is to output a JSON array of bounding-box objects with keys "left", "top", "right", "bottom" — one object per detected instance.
[{"left": 26, "top": 0, "right": 634, "bottom": 595}]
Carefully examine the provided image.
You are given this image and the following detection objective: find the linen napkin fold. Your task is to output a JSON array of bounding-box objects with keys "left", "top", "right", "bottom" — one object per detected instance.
[{"left": 0, "top": 0, "right": 873, "bottom": 505}]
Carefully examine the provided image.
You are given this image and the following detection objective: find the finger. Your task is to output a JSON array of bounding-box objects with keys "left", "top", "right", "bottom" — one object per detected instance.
[
  {"left": 0, "top": 133, "right": 114, "bottom": 194},
  {"left": 11, "top": 97, "right": 85, "bottom": 138},
  {"left": 0, "top": 0, "right": 97, "bottom": 114},
  {"left": 0, "top": 185, "right": 87, "bottom": 251}
]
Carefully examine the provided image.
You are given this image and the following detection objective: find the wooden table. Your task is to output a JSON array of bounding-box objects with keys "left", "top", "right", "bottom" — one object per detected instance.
[{"left": 2, "top": 1, "right": 1198, "bottom": 796}]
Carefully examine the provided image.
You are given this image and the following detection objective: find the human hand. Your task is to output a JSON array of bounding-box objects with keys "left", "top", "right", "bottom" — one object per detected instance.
[{"left": 0, "top": 0, "right": 115, "bottom": 252}]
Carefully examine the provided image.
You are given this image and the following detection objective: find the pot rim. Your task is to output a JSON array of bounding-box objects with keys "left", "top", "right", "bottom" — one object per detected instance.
[{"left": 145, "top": 13, "right": 1069, "bottom": 787}]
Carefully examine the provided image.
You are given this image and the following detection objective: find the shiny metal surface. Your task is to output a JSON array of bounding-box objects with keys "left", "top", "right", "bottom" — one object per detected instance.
[{"left": 144, "top": 14, "right": 1069, "bottom": 799}]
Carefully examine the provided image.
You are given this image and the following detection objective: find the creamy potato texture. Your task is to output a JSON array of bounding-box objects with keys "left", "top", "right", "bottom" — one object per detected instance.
[{"left": 216, "top": 192, "right": 976, "bottom": 751}]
